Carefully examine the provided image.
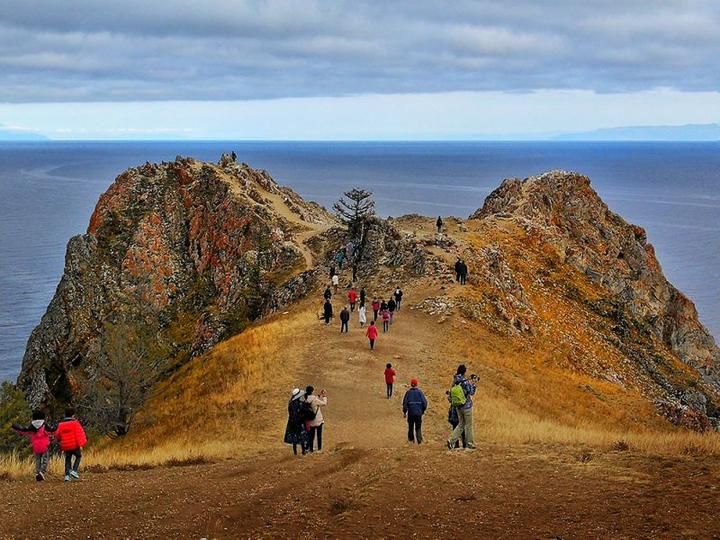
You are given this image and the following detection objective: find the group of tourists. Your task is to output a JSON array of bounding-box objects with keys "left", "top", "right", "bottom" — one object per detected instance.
[
  {"left": 322, "top": 272, "right": 404, "bottom": 352},
  {"left": 284, "top": 362, "right": 477, "bottom": 452},
  {"left": 283, "top": 386, "right": 328, "bottom": 455},
  {"left": 10, "top": 407, "right": 88, "bottom": 482}
]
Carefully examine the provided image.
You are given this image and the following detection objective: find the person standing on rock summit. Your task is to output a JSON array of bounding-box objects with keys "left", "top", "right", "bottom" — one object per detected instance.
[
  {"left": 340, "top": 306, "right": 350, "bottom": 333},
  {"left": 436, "top": 216, "right": 443, "bottom": 233}
]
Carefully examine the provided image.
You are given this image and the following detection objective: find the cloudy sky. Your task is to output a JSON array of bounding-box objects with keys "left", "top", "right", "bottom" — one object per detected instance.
[{"left": 0, "top": 0, "right": 718, "bottom": 139}]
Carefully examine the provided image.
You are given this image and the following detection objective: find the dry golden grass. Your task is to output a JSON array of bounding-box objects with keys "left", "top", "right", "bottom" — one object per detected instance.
[{"left": 0, "top": 306, "right": 311, "bottom": 480}]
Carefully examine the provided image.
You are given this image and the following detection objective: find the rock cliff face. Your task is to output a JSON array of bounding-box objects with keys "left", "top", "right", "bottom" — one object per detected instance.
[
  {"left": 471, "top": 170, "right": 720, "bottom": 427},
  {"left": 19, "top": 155, "right": 334, "bottom": 408}
]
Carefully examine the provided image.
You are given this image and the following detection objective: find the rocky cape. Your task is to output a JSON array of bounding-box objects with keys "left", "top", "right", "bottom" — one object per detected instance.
[{"left": 18, "top": 160, "right": 720, "bottom": 429}]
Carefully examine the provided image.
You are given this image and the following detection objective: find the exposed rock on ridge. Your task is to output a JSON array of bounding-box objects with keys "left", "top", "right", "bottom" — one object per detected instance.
[
  {"left": 471, "top": 170, "right": 720, "bottom": 427},
  {"left": 19, "top": 155, "right": 334, "bottom": 408}
]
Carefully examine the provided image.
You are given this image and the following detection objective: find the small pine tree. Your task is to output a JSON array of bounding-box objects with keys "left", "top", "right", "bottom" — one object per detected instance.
[{"left": 333, "top": 188, "right": 375, "bottom": 237}]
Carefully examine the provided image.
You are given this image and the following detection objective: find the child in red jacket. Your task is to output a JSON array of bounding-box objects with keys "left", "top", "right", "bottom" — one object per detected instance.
[
  {"left": 384, "top": 363, "right": 397, "bottom": 399},
  {"left": 366, "top": 320, "right": 378, "bottom": 350},
  {"left": 55, "top": 407, "right": 87, "bottom": 482},
  {"left": 12, "top": 410, "right": 55, "bottom": 481}
]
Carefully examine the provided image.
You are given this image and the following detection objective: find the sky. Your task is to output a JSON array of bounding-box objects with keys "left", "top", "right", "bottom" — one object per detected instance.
[{"left": 0, "top": 0, "right": 718, "bottom": 139}]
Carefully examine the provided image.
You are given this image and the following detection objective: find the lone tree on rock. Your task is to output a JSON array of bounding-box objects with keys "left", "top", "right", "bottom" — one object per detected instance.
[{"left": 334, "top": 188, "right": 375, "bottom": 237}]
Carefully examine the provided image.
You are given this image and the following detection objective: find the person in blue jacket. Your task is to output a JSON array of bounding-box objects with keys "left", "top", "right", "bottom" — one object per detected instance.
[{"left": 402, "top": 378, "right": 428, "bottom": 444}]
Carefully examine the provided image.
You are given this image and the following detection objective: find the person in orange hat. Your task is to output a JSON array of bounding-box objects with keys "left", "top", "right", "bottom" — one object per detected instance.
[{"left": 402, "top": 379, "right": 427, "bottom": 444}]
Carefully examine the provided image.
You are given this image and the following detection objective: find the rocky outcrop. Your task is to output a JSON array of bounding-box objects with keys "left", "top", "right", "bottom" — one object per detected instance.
[
  {"left": 19, "top": 156, "right": 333, "bottom": 408},
  {"left": 471, "top": 170, "right": 720, "bottom": 428}
]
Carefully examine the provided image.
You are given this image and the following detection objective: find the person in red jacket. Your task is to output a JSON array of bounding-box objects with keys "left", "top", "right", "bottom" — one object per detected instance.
[
  {"left": 348, "top": 288, "right": 357, "bottom": 312},
  {"left": 384, "top": 363, "right": 396, "bottom": 398},
  {"left": 12, "top": 410, "right": 55, "bottom": 481},
  {"left": 55, "top": 407, "right": 87, "bottom": 482},
  {"left": 365, "top": 320, "right": 378, "bottom": 350},
  {"left": 371, "top": 298, "right": 381, "bottom": 321}
]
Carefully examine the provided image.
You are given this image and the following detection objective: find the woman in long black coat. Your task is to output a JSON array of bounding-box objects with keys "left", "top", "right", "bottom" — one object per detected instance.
[{"left": 284, "top": 388, "right": 307, "bottom": 455}]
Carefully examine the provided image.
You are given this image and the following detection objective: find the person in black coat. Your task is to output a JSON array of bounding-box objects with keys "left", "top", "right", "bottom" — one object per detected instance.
[
  {"left": 387, "top": 298, "right": 397, "bottom": 323},
  {"left": 359, "top": 287, "right": 366, "bottom": 307},
  {"left": 436, "top": 216, "right": 443, "bottom": 233},
  {"left": 393, "top": 287, "right": 403, "bottom": 311},
  {"left": 324, "top": 287, "right": 332, "bottom": 301},
  {"left": 459, "top": 260, "right": 468, "bottom": 285},
  {"left": 284, "top": 388, "right": 308, "bottom": 455},
  {"left": 340, "top": 307, "right": 350, "bottom": 333},
  {"left": 323, "top": 300, "right": 333, "bottom": 325},
  {"left": 454, "top": 258, "right": 462, "bottom": 282}
]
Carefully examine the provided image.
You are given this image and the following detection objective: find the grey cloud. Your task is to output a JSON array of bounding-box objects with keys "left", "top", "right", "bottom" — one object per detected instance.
[{"left": 0, "top": 0, "right": 718, "bottom": 102}]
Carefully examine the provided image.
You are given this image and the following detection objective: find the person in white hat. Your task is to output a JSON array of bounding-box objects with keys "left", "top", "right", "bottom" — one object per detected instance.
[{"left": 284, "top": 388, "right": 307, "bottom": 455}]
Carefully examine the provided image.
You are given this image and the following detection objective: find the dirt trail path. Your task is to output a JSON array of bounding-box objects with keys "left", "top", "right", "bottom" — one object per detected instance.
[
  {"left": 257, "top": 186, "right": 331, "bottom": 271},
  {"left": 2, "top": 283, "right": 720, "bottom": 538}
]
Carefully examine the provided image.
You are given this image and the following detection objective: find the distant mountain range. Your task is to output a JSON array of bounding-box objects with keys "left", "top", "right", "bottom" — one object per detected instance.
[
  {"left": 553, "top": 123, "right": 720, "bottom": 141},
  {"left": 0, "top": 126, "right": 48, "bottom": 141}
]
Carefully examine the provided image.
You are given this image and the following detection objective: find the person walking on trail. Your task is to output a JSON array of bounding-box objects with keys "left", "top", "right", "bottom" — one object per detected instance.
[
  {"left": 446, "top": 394, "right": 467, "bottom": 449},
  {"left": 340, "top": 306, "right": 350, "bottom": 333},
  {"left": 323, "top": 299, "right": 333, "bottom": 325},
  {"left": 332, "top": 272, "right": 339, "bottom": 293},
  {"left": 324, "top": 287, "right": 332, "bottom": 301},
  {"left": 403, "top": 379, "right": 428, "bottom": 444},
  {"left": 387, "top": 298, "right": 397, "bottom": 323},
  {"left": 371, "top": 298, "right": 380, "bottom": 321},
  {"left": 360, "top": 287, "right": 367, "bottom": 307},
  {"left": 380, "top": 298, "right": 388, "bottom": 313},
  {"left": 459, "top": 260, "right": 469, "bottom": 285},
  {"left": 304, "top": 386, "right": 327, "bottom": 453},
  {"left": 446, "top": 364, "right": 477, "bottom": 450},
  {"left": 381, "top": 308, "right": 390, "bottom": 332},
  {"left": 365, "top": 320, "right": 378, "bottom": 349},
  {"left": 348, "top": 288, "right": 358, "bottom": 311},
  {"left": 358, "top": 304, "right": 367, "bottom": 327},
  {"left": 436, "top": 216, "right": 443, "bottom": 233},
  {"left": 335, "top": 249, "right": 345, "bottom": 270},
  {"left": 394, "top": 287, "right": 403, "bottom": 311},
  {"left": 284, "top": 388, "right": 308, "bottom": 455},
  {"left": 454, "top": 258, "right": 462, "bottom": 282},
  {"left": 329, "top": 265, "right": 335, "bottom": 279},
  {"left": 55, "top": 407, "right": 87, "bottom": 482},
  {"left": 384, "top": 363, "right": 396, "bottom": 398},
  {"left": 12, "top": 410, "right": 55, "bottom": 481}
]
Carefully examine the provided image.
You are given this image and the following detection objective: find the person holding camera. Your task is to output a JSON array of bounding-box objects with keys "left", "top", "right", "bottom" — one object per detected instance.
[
  {"left": 304, "top": 386, "right": 327, "bottom": 453},
  {"left": 447, "top": 364, "right": 477, "bottom": 450}
]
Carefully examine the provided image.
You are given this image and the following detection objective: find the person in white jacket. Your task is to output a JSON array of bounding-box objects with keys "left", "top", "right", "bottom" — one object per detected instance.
[
  {"left": 304, "top": 386, "right": 327, "bottom": 453},
  {"left": 358, "top": 304, "right": 367, "bottom": 327}
]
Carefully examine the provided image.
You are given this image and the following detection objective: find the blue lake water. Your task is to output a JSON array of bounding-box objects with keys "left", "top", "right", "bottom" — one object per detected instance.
[{"left": 1, "top": 141, "right": 718, "bottom": 381}]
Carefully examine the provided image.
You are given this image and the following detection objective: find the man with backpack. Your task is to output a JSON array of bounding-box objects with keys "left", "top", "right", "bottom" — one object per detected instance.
[
  {"left": 402, "top": 379, "right": 427, "bottom": 444},
  {"left": 446, "top": 364, "right": 477, "bottom": 450}
]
